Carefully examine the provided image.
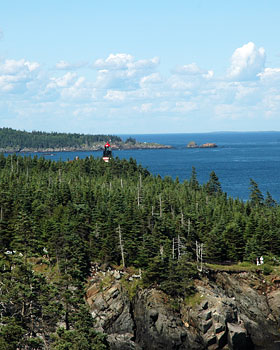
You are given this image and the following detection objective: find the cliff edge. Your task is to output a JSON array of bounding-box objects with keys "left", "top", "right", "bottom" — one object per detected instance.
[{"left": 86, "top": 265, "right": 280, "bottom": 350}]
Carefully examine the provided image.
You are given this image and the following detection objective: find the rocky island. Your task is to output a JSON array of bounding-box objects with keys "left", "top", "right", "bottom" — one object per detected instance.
[{"left": 187, "top": 141, "right": 217, "bottom": 148}]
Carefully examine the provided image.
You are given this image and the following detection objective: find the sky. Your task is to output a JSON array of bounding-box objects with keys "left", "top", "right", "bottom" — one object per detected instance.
[{"left": 1, "top": 0, "right": 280, "bottom": 134}]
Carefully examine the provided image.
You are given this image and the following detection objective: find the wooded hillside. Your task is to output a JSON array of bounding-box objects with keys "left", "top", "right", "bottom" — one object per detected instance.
[{"left": 0, "top": 154, "right": 279, "bottom": 348}]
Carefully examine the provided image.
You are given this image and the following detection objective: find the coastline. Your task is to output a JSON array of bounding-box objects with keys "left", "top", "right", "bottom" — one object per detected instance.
[{"left": 0, "top": 142, "right": 172, "bottom": 153}]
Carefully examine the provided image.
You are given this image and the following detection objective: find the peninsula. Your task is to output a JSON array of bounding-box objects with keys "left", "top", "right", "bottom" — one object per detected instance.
[{"left": 0, "top": 128, "right": 171, "bottom": 152}]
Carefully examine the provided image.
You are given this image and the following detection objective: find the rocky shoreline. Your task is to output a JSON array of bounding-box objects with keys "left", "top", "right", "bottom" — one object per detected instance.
[
  {"left": 0, "top": 142, "right": 172, "bottom": 153},
  {"left": 187, "top": 141, "right": 217, "bottom": 148}
]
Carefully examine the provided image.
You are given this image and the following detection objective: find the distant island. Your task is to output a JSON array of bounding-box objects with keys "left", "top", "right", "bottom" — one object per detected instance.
[
  {"left": 187, "top": 141, "right": 218, "bottom": 148},
  {"left": 0, "top": 128, "right": 172, "bottom": 152}
]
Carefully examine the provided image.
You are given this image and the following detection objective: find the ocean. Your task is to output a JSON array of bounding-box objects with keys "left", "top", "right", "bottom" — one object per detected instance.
[{"left": 18, "top": 132, "right": 280, "bottom": 202}]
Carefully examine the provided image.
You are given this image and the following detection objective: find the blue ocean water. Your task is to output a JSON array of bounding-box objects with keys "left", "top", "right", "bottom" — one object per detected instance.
[{"left": 19, "top": 132, "right": 280, "bottom": 202}]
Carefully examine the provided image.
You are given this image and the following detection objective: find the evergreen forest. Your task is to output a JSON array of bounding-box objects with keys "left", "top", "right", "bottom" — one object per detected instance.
[
  {"left": 0, "top": 128, "right": 122, "bottom": 150},
  {"left": 1, "top": 154, "right": 279, "bottom": 349}
]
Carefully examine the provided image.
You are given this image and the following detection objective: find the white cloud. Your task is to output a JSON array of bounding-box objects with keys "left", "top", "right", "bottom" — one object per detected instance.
[
  {"left": 2, "top": 47, "right": 280, "bottom": 133},
  {"left": 139, "top": 103, "right": 153, "bottom": 112},
  {"left": 45, "top": 72, "right": 95, "bottom": 101},
  {"left": 173, "top": 63, "right": 214, "bottom": 79},
  {"left": 174, "top": 101, "right": 197, "bottom": 113},
  {"left": 131, "top": 57, "right": 159, "bottom": 70},
  {"left": 60, "top": 77, "right": 88, "bottom": 99},
  {"left": 93, "top": 53, "right": 160, "bottom": 91},
  {"left": 263, "top": 94, "right": 280, "bottom": 117},
  {"left": 168, "top": 75, "right": 194, "bottom": 90},
  {"left": 0, "top": 59, "right": 39, "bottom": 74},
  {"left": 203, "top": 70, "right": 214, "bottom": 79},
  {"left": 104, "top": 90, "right": 127, "bottom": 102},
  {"left": 228, "top": 42, "right": 266, "bottom": 81},
  {"left": 55, "top": 60, "right": 87, "bottom": 70},
  {"left": 140, "top": 73, "right": 162, "bottom": 88},
  {"left": 168, "top": 63, "right": 214, "bottom": 94},
  {"left": 73, "top": 106, "right": 96, "bottom": 116},
  {"left": 173, "top": 63, "right": 202, "bottom": 75},
  {"left": 47, "top": 72, "right": 77, "bottom": 89},
  {"left": 214, "top": 104, "right": 242, "bottom": 120},
  {"left": 95, "top": 68, "right": 139, "bottom": 90},
  {"left": 94, "top": 53, "right": 134, "bottom": 70},
  {"left": 94, "top": 53, "right": 159, "bottom": 71},
  {"left": 258, "top": 68, "right": 280, "bottom": 84},
  {"left": 234, "top": 84, "right": 258, "bottom": 103},
  {"left": 25, "top": 61, "right": 40, "bottom": 72},
  {"left": 0, "top": 59, "right": 40, "bottom": 93}
]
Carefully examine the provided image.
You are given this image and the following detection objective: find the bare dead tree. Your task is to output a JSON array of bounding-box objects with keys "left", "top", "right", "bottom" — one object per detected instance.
[
  {"left": 118, "top": 225, "right": 125, "bottom": 268},
  {"left": 159, "top": 194, "right": 162, "bottom": 218},
  {"left": 196, "top": 241, "right": 204, "bottom": 272},
  {"left": 160, "top": 245, "right": 164, "bottom": 261}
]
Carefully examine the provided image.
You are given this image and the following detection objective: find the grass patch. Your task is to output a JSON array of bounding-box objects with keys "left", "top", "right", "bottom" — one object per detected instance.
[
  {"left": 184, "top": 292, "right": 205, "bottom": 307},
  {"left": 260, "top": 264, "right": 274, "bottom": 275},
  {"left": 120, "top": 277, "right": 143, "bottom": 301},
  {"left": 205, "top": 262, "right": 258, "bottom": 272},
  {"left": 36, "top": 263, "right": 61, "bottom": 282},
  {"left": 99, "top": 273, "right": 114, "bottom": 291},
  {"left": 271, "top": 265, "right": 280, "bottom": 276},
  {"left": 205, "top": 262, "right": 279, "bottom": 278}
]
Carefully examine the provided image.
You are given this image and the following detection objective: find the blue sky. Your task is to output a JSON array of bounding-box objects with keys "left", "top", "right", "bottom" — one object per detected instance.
[{"left": 1, "top": 0, "right": 280, "bottom": 134}]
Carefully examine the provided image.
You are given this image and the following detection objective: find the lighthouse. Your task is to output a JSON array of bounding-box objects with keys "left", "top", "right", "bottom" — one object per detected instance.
[{"left": 102, "top": 142, "right": 112, "bottom": 162}]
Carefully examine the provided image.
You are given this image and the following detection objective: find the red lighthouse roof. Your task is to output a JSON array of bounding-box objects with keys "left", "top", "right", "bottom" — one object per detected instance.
[{"left": 105, "top": 142, "right": 111, "bottom": 147}]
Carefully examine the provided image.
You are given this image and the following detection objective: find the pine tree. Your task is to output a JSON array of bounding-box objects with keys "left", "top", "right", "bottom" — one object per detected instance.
[
  {"left": 249, "top": 179, "right": 264, "bottom": 207},
  {"left": 206, "top": 171, "right": 222, "bottom": 195},
  {"left": 190, "top": 166, "right": 199, "bottom": 190}
]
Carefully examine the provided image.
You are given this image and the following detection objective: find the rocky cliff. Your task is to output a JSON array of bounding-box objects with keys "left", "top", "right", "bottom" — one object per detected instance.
[{"left": 86, "top": 265, "right": 280, "bottom": 350}]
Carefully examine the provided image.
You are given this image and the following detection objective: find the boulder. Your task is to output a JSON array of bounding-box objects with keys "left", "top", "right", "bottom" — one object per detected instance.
[
  {"left": 187, "top": 141, "right": 199, "bottom": 148},
  {"left": 227, "top": 322, "right": 249, "bottom": 350}
]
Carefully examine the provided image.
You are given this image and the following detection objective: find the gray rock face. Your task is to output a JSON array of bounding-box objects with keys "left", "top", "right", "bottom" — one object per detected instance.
[
  {"left": 184, "top": 271, "right": 280, "bottom": 350},
  {"left": 87, "top": 281, "right": 134, "bottom": 339},
  {"left": 133, "top": 289, "right": 202, "bottom": 350},
  {"left": 87, "top": 268, "right": 280, "bottom": 350}
]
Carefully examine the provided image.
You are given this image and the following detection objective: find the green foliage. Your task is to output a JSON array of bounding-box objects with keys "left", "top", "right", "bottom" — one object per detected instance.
[
  {"left": 189, "top": 166, "right": 199, "bottom": 190},
  {"left": 0, "top": 256, "right": 62, "bottom": 349},
  {"left": 143, "top": 255, "right": 197, "bottom": 297},
  {"left": 206, "top": 170, "right": 222, "bottom": 195},
  {"left": 205, "top": 262, "right": 258, "bottom": 272},
  {"left": 160, "top": 258, "right": 197, "bottom": 297},
  {"left": 0, "top": 318, "right": 26, "bottom": 350},
  {"left": 0, "top": 154, "right": 279, "bottom": 270},
  {"left": 120, "top": 277, "right": 143, "bottom": 301},
  {"left": 185, "top": 293, "right": 205, "bottom": 307},
  {"left": 249, "top": 178, "right": 264, "bottom": 207},
  {"left": 0, "top": 127, "right": 122, "bottom": 150},
  {"left": 261, "top": 264, "right": 274, "bottom": 275},
  {"left": 125, "top": 137, "right": 137, "bottom": 144},
  {"left": 51, "top": 328, "right": 108, "bottom": 350},
  {"left": 51, "top": 306, "right": 109, "bottom": 350}
]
